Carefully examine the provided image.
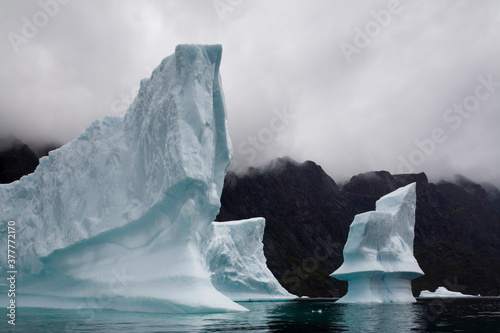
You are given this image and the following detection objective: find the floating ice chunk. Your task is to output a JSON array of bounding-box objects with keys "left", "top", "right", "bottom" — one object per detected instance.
[
  {"left": 204, "top": 218, "right": 296, "bottom": 301},
  {"left": 419, "top": 287, "right": 476, "bottom": 298},
  {"left": 331, "top": 183, "right": 424, "bottom": 303}
]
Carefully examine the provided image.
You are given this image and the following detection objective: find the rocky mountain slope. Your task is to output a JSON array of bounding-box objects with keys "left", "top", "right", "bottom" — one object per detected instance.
[
  {"left": 217, "top": 158, "right": 500, "bottom": 297},
  {"left": 0, "top": 138, "right": 39, "bottom": 184},
  {"left": 341, "top": 170, "right": 500, "bottom": 297},
  {"left": 218, "top": 158, "right": 352, "bottom": 297}
]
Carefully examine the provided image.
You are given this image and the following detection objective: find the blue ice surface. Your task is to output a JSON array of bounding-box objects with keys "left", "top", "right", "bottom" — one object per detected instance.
[
  {"left": 331, "top": 183, "right": 424, "bottom": 303},
  {"left": 0, "top": 45, "right": 291, "bottom": 314}
]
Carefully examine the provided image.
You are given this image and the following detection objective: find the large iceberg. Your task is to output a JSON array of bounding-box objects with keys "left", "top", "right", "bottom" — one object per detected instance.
[
  {"left": 331, "top": 183, "right": 424, "bottom": 303},
  {"left": 0, "top": 45, "right": 289, "bottom": 313},
  {"left": 204, "top": 218, "right": 295, "bottom": 301}
]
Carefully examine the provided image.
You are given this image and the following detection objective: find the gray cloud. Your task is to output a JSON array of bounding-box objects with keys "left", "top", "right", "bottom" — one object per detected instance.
[{"left": 1, "top": 0, "right": 499, "bottom": 186}]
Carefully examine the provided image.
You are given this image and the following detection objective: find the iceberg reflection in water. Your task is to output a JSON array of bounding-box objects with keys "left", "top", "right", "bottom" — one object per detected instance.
[
  {"left": 337, "top": 303, "right": 424, "bottom": 332},
  {"left": 264, "top": 302, "right": 425, "bottom": 332},
  {"left": 4, "top": 297, "right": 500, "bottom": 333},
  {"left": 5, "top": 299, "right": 500, "bottom": 332}
]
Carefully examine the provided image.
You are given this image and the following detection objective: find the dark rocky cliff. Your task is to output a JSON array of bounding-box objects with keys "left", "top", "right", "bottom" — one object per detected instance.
[
  {"left": 0, "top": 137, "right": 59, "bottom": 184},
  {"left": 217, "top": 159, "right": 500, "bottom": 297},
  {"left": 217, "top": 158, "right": 352, "bottom": 297},
  {"left": 0, "top": 138, "right": 39, "bottom": 184},
  {"left": 341, "top": 171, "right": 500, "bottom": 297}
]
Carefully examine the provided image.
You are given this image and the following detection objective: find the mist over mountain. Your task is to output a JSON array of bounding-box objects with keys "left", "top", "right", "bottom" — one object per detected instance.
[
  {"left": 0, "top": 137, "right": 59, "bottom": 184},
  {"left": 0, "top": 137, "right": 39, "bottom": 184}
]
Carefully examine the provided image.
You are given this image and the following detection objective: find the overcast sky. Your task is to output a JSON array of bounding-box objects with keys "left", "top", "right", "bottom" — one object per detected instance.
[{"left": 1, "top": 0, "right": 499, "bottom": 185}]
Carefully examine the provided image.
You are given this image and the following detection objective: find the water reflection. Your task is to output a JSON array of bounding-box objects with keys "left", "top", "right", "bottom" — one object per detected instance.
[
  {"left": 338, "top": 303, "right": 425, "bottom": 332},
  {"left": 265, "top": 301, "right": 347, "bottom": 332},
  {"left": 10, "top": 299, "right": 499, "bottom": 332},
  {"left": 263, "top": 301, "right": 426, "bottom": 332}
]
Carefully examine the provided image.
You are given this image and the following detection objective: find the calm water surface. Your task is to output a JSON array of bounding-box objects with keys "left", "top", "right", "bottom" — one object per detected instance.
[{"left": 2, "top": 298, "right": 499, "bottom": 332}]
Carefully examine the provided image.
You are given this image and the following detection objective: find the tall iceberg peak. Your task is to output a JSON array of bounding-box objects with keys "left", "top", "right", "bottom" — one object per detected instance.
[
  {"left": 0, "top": 45, "right": 254, "bottom": 313},
  {"left": 331, "top": 183, "right": 424, "bottom": 303}
]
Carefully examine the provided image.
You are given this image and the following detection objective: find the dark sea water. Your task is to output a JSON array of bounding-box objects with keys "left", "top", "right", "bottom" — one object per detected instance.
[{"left": 2, "top": 298, "right": 499, "bottom": 332}]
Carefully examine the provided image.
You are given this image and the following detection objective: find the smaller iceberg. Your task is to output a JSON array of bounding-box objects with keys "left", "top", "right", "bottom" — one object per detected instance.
[
  {"left": 204, "top": 218, "right": 296, "bottom": 301},
  {"left": 419, "top": 287, "right": 476, "bottom": 298},
  {"left": 331, "top": 183, "right": 423, "bottom": 303}
]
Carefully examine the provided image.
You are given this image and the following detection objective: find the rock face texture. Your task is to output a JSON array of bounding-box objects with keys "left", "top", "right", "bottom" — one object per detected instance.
[
  {"left": 217, "top": 158, "right": 352, "bottom": 297},
  {"left": 342, "top": 171, "right": 500, "bottom": 297},
  {"left": 217, "top": 160, "right": 500, "bottom": 297},
  {"left": 0, "top": 138, "right": 39, "bottom": 184}
]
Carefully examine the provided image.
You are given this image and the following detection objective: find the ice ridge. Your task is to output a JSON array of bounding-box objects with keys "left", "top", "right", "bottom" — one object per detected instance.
[{"left": 0, "top": 45, "right": 254, "bottom": 313}]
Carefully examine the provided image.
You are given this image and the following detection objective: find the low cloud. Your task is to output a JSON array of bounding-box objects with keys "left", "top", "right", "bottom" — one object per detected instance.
[{"left": 0, "top": 0, "right": 499, "bottom": 186}]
